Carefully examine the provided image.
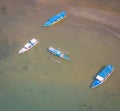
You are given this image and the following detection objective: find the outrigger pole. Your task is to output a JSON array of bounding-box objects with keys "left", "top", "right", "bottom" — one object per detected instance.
[{"left": 49, "top": 54, "right": 62, "bottom": 63}]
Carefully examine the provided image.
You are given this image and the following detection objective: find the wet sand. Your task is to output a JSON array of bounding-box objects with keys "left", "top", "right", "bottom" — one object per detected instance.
[{"left": 0, "top": 0, "right": 120, "bottom": 111}]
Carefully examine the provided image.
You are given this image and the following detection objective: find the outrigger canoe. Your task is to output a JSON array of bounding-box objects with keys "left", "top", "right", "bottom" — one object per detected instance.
[
  {"left": 48, "top": 47, "right": 70, "bottom": 63},
  {"left": 91, "top": 64, "right": 115, "bottom": 88},
  {"left": 18, "top": 38, "right": 39, "bottom": 54},
  {"left": 43, "top": 11, "right": 66, "bottom": 27}
]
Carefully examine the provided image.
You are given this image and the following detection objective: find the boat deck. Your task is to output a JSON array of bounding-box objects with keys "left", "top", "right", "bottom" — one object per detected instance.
[{"left": 97, "top": 65, "right": 114, "bottom": 79}]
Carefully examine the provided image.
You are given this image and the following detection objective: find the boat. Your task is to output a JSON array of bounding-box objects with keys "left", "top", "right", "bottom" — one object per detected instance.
[
  {"left": 48, "top": 47, "right": 71, "bottom": 63},
  {"left": 18, "top": 38, "right": 39, "bottom": 54},
  {"left": 43, "top": 11, "right": 66, "bottom": 27},
  {"left": 91, "top": 64, "right": 115, "bottom": 88}
]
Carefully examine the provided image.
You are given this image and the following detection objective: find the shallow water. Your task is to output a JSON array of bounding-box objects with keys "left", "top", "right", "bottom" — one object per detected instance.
[{"left": 0, "top": 0, "right": 120, "bottom": 111}]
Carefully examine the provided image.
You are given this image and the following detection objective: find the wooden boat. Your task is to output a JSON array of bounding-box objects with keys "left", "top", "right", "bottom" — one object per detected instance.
[
  {"left": 91, "top": 64, "right": 115, "bottom": 88},
  {"left": 43, "top": 11, "right": 66, "bottom": 27},
  {"left": 48, "top": 47, "right": 70, "bottom": 63},
  {"left": 18, "top": 38, "right": 39, "bottom": 54}
]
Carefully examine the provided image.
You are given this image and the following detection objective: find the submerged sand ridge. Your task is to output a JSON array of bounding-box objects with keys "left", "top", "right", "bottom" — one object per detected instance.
[{"left": 69, "top": 7, "right": 120, "bottom": 30}]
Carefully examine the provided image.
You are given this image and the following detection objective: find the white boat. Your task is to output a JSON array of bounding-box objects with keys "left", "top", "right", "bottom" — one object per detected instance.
[{"left": 18, "top": 38, "right": 39, "bottom": 54}]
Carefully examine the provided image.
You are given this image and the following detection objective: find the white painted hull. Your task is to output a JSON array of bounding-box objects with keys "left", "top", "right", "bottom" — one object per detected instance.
[{"left": 18, "top": 38, "right": 39, "bottom": 54}]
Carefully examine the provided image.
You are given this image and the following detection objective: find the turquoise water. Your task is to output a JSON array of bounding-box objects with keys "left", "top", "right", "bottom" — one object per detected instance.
[{"left": 0, "top": 0, "right": 120, "bottom": 111}]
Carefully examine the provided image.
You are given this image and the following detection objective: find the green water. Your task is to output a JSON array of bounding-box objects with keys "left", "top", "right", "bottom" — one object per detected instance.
[{"left": 0, "top": 0, "right": 120, "bottom": 111}]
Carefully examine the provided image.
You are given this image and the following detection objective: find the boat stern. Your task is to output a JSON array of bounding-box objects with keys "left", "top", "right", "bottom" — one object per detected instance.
[
  {"left": 43, "top": 21, "right": 52, "bottom": 27},
  {"left": 91, "top": 79, "right": 102, "bottom": 88},
  {"left": 63, "top": 54, "right": 71, "bottom": 61}
]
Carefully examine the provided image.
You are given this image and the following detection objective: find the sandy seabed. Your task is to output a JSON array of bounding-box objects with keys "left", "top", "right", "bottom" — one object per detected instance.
[{"left": 0, "top": 0, "right": 120, "bottom": 111}]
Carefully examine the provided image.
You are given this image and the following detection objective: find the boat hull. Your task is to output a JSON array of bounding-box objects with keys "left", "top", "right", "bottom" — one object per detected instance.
[
  {"left": 43, "top": 11, "right": 66, "bottom": 27},
  {"left": 18, "top": 38, "right": 39, "bottom": 54},
  {"left": 91, "top": 64, "right": 115, "bottom": 88},
  {"left": 48, "top": 47, "right": 70, "bottom": 60}
]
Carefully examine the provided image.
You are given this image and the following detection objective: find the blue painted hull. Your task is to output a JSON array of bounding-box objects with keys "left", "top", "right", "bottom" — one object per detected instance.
[
  {"left": 48, "top": 47, "right": 70, "bottom": 60},
  {"left": 43, "top": 11, "right": 66, "bottom": 27},
  {"left": 91, "top": 64, "right": 115, "bottom": 88}
]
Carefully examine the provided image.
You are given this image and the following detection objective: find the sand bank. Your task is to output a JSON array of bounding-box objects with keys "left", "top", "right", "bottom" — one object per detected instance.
[{"left": 69, "top": 7, "right": 120, "bottom": 30}]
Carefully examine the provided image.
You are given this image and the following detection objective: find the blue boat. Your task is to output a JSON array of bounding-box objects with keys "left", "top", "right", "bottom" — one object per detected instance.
[
  {"left": 43, "top": 11, "right": 66, "bottom": 27},
  {"left": 91, "top": 64, "right": 115, "bottom": 88},
  {"left": 48, "top": 47, "right": 70, "bottom": 63}
]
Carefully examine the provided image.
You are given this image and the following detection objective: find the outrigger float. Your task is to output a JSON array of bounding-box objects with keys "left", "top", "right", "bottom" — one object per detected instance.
[
  {"left": 18, "top": 38, "right": 39, "bottom": 54},
  {"left": 48, "top": 47, "right": 71, "bottom": 63},
  {"left": 91, "top": 64, "right": 115, "bottom": 88},
  {"left": 43, "top": 11, "right": 66, "bottom": 27}
]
